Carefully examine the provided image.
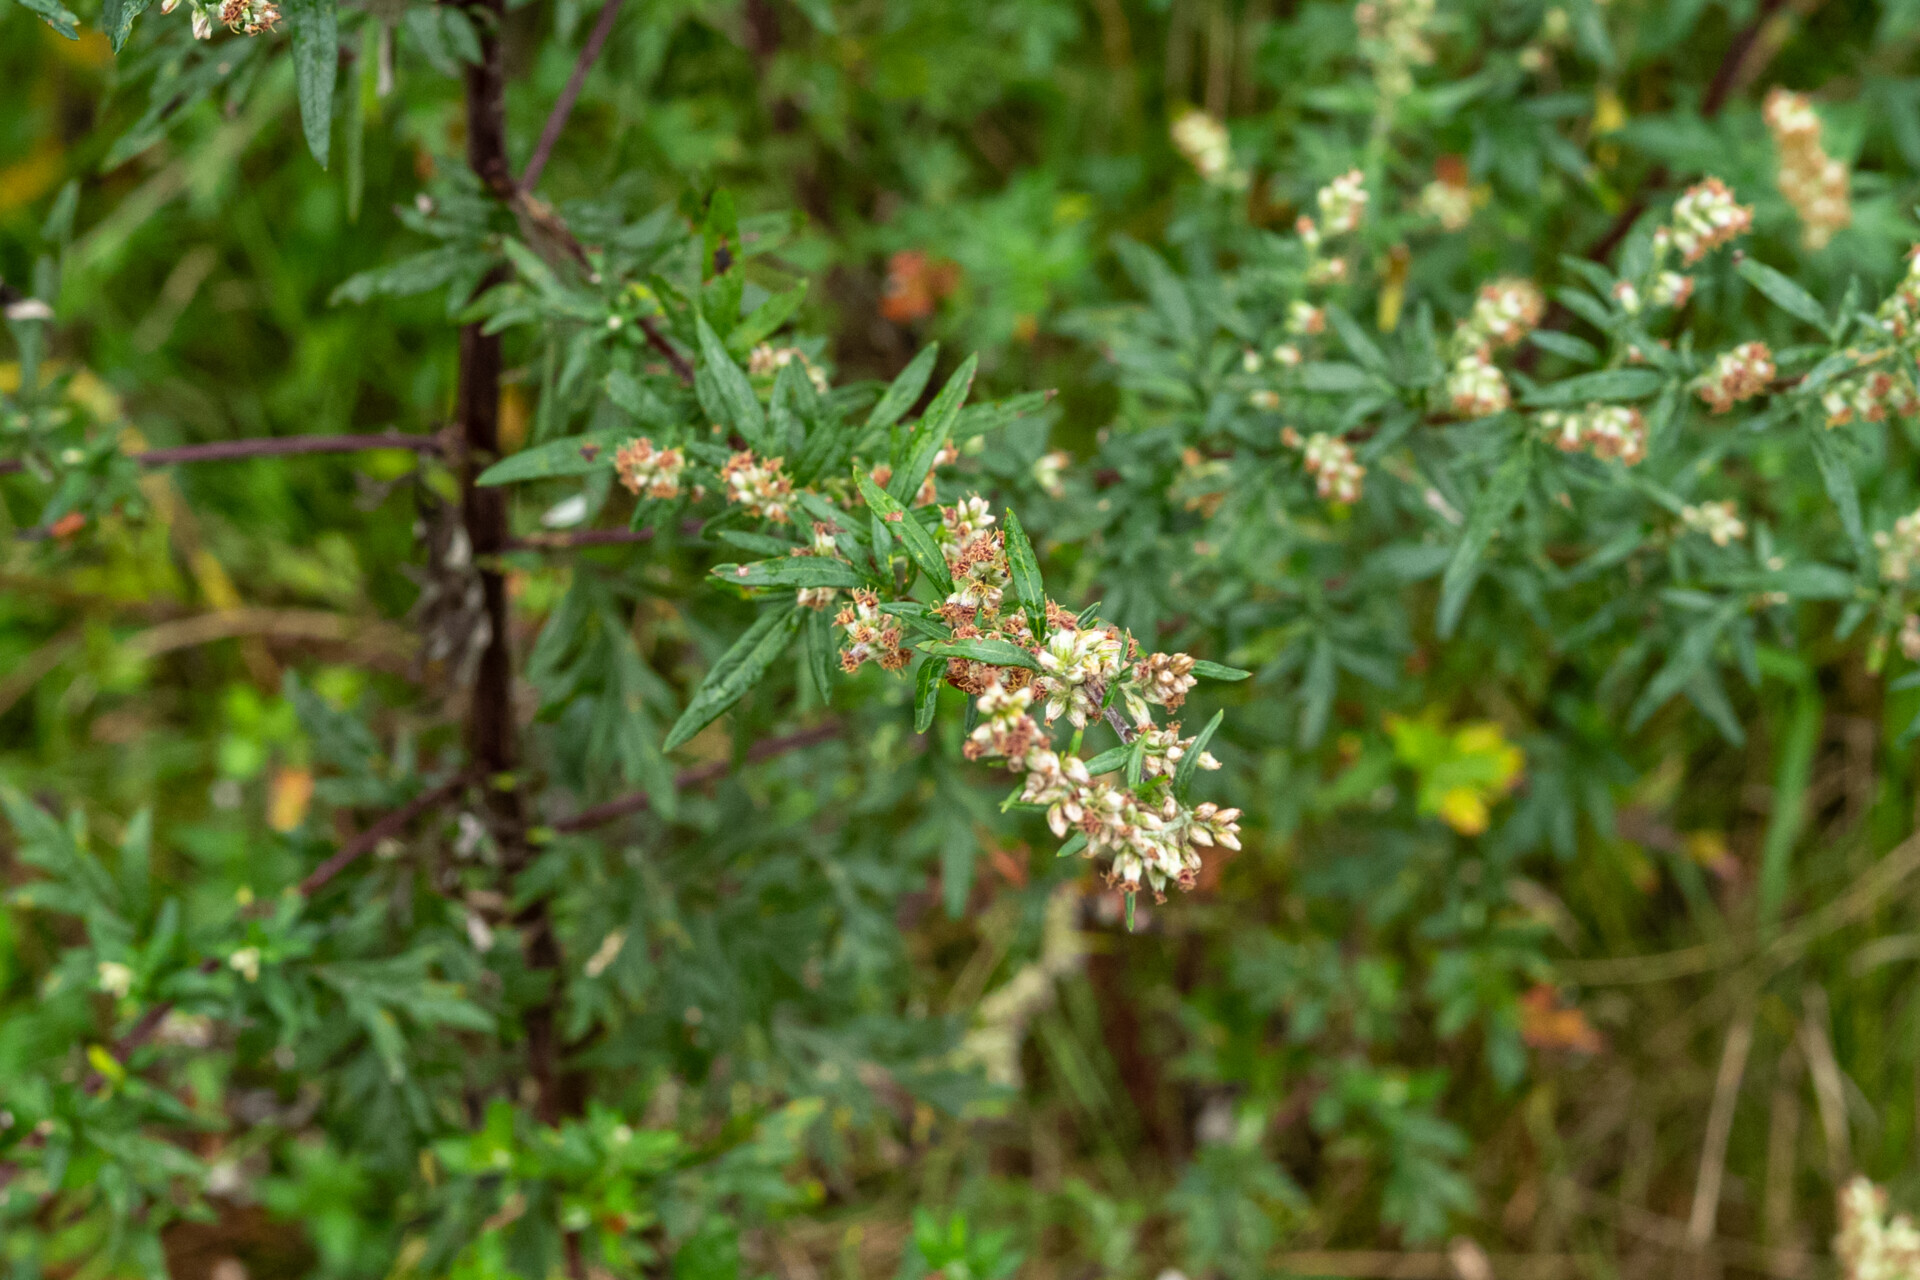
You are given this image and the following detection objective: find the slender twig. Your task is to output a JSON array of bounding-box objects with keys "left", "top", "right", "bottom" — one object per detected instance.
[
  {"left": 1687, "top": 1010, "right": 1755, "bottom": 1245},
  {"left": 1702, "top": 0, "right": 1791, "bottom": 117},
  {"left": 520, "top": 0, "right": 626, "bottom": 192},
  {"left": 553, "top": 720, "right": 842, "bottom": 832},
  {"left": 297, "top": 772, "right": 474, "bottom": 897}
]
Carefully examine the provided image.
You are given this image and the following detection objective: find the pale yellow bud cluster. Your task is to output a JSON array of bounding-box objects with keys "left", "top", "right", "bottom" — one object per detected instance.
[
  {"left": 1764, "top": 88, "right": 1851, "bottom": 250},
  {"left": 1681, "top": 500, "right": 1746, "bottom": 546},
  {"left": 1876, "top": 508, "right": 1920, "bottom": 584}
]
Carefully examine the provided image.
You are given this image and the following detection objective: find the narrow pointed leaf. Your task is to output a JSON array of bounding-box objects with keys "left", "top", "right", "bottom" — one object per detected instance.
[
  {"left": 919, "top": 638, "right": 1039, "bottom": 670},
  {"left": 1174, "top": 709, "right": 1225, "bottom": 801},
  {"left": 870, "top": 344, "right": 939, "bottom": 435},
  {"left": 855, "top": 471, "right": 952, "bottom": 595},
  {"left": 1002, "top": 507, "right": 1046, "bottom": 637},
  {"left": 696, "top": 313, "right": 768, "bottom": 447},
  {"left": 1438, "top": 445, "right": 1531, "bottom": 637},
  {"left": 914, "top": 657, "right": 941, "bottom": 733},
  {"left": 889, "top": 354, "right": 977, "bottom": 503},
  {"left": 663, "top": 606, "right": 801, "bottom": 751},
  {"left": 285, "top": 0, "right": 339, "bottom": 168},
  {"left": 713, "top": 558, "right": 867, "bottom": 590}
]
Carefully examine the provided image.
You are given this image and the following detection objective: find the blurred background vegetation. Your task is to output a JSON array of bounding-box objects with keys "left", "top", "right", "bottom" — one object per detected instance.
[{"left": 10, "top": 0, "right": 1920, "bottom": 1275}]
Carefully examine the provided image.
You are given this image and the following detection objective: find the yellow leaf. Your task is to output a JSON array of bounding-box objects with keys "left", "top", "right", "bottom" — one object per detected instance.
[
  {"left": 1593, "top": 86, "right": 1626, "bottom": 136},
  {"left": 86, "top": 1044, "right": 127, "bottom": 1085},
  {"left": 268, "top": 767, "right": 314, "bottom": 833},
  {"left": 1437, "top": 786, "right": 1489, "bottom": 835}
]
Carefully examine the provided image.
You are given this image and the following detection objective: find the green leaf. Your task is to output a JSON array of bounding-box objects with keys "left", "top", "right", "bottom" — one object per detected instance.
[
  {"left": 330, "top": 246, "right": 475, "bottom": 306},
  {"left": 1298, "top": 362, "right": 1375, "bottom": 394},
  {"left": 285, "top": 0, "right": 339, "bottom": 168},
  {"left": 14, "top": 0, "right": 78, "bottom": 38},
  {"left": 1056, "top": 832, "right": 1088, "bottom": 858},
  {"left": 871, "top": 344, "right": 939, "bottom": 435},
  {"left": 1124, "top": 733, "right": 1147, "bottom": 789},
  {"left": 476, "top": 432, "right": 626, "bottom": 485},
  {"left": 1326, "top": 305, "right": 1389, "bottom": 376},
  {"left": 101, "top": 0, "right": 152, "bottom": 51},
  {"left": 1528, "top": 329, "right": 1600, "bottom": 366},
  {"left": 696, "top": 313, "right": 768, "bottom": 448},
  {"left": 1523, "top": 368, "right": 1665, "bottom": 407},
  {"left": 855, "top": 471, "right": 953, "bottom": 595},
  {"left": 1437, "top": 445, "right": 1531, "bottom": 637},
  {"left": 1082, "top": 746, "right": 1131, "bottom": 775},
  {"left": 914, "top": 657, "right": 942, "bottom": 733},
  {"left": 1809, "top": 427, "right": 1866, "bottom": 558},
  {"left": 890, "top": 354, "right": 978, "bottom": 504},
  {"left": 1627, "top": 601, "right": 1739, "bottom": 730},
  {"left": 728, "top": 284, "right": 808, "bottom": 353},
  {"left": 1174, "top": 709, "right": 1225, "bottom": 801},
  {"left": 1001, "top": 507, "right": 1046, "bottom": 638},
  {"left": 920, "top": 638, "right": 1039, "bottom": 670},
  {"left": 1738, "top": 259, "right": 1828, "bottom": 332},
  {"left": 713, "top": 558, "right": 866, "bottom": 590},
  {"left": 1190, "top": 660, "right": 1249, "bottom": 681},
  {"left": 663, "top": 607, "right": 802, "bottom": 752}
]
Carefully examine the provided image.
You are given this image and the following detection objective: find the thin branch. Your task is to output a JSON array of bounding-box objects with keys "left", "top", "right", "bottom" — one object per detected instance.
[
  {"left": 1688, "top": 1010, "right": 1756, "bottom": 1246},
  {"left": 553, "top": 720, "right": 842, "bottom": 832},
  {"left": 520, "top": 0, "right": 626, "bottom": 192},
  {"left": 1702, "top": 0, "right": 1791, "bottom": 117},
  {"left": 298, "top": 772, "right": 473, "bottom": 897}
]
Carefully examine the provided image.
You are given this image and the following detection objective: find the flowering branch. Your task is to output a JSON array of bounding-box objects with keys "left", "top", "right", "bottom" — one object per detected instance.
[{"left": 573, "top": 343, "right": 1248, "bottom": 915}]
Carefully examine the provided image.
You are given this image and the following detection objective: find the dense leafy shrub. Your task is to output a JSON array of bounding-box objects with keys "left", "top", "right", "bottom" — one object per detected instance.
[{"left": 10, "top": 0, "right": 1920, "bottom": 1275}]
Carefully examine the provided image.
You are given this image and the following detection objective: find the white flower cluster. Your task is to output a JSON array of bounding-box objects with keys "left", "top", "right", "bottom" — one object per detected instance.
[
  {"left": 1301, "top": 432, "right": 1365, "bottom": 503},
  {"left": 1031, "top": 449, "right": 1071, "bottom": 497},
  {"left": 1287, "top": 302, "right": 1326, "bottom": 336},
  {"left": 1650, "top": 270, "right": 1695, "bottom": 309},
  {"left": 1420, "top": 175, "right": 1473, "bottom": 230},
  {"left": 1171, "top": 110, "right": 1246, "bottom": 190},
  {"left": 1695, "top": 342, "right": 1775, "bottom": 414},
  {"left": 940, "top": 496, "right": 1010, "bottom": 612},
  {"left": 961, "top": 643, "right": 1240, "bottom": 901},
  {"left": 1315, "top": 169, "right": 1369, "bottom": 237},
  {"left": 1681, "top": 500, "right": 1746, "bottom": 546},
  {"left": 1447, "top": 350, "right": 1511, "bottom": 419},
  {"left": 719, "top": 449, "right": 793, "bottom": 523},
  {"left": 1764, "top": 88, "right": 1851, "bottom": 251},
  {"left": 1539, "top": 404, "right": 1647, "bottom": 465},
  {"left": 614, "top": 436, "right": 686, "bottom": 500},
  {"left": 1876, "top": 507, "right": 1920, "bottom": 584},
  {"left": 168, "top": 0, "right": 279, "bottom": 38},
  {"left": 834, "top": 588, "right": 909, "bottom": 672},
  {"left": 1355, "top": 0, "right": 1436, "bottom": 106},
  {"left": 747, "top": 343, "right": 830, "bottom": 394},
  {"left": 1658, "top": 178, "right": 1753, "bottom": 266},
  {"left": 1460, "top": 278, "right": 1546, "bottom": 352},
  {"left": 1836, "top": 1177, "right": 1920, "bottom": 1280},
  {"left": 1823, "top": 367, "right": 1920, "bottom": 428},
  {"left": 1035, "top": 625, "right": 1128, "bottom": 728}
]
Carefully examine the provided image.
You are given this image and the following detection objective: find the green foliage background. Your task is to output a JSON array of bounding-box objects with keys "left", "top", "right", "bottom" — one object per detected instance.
[{"left": 7, "top": 0, "right": 1920, "bottom": 1275}]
